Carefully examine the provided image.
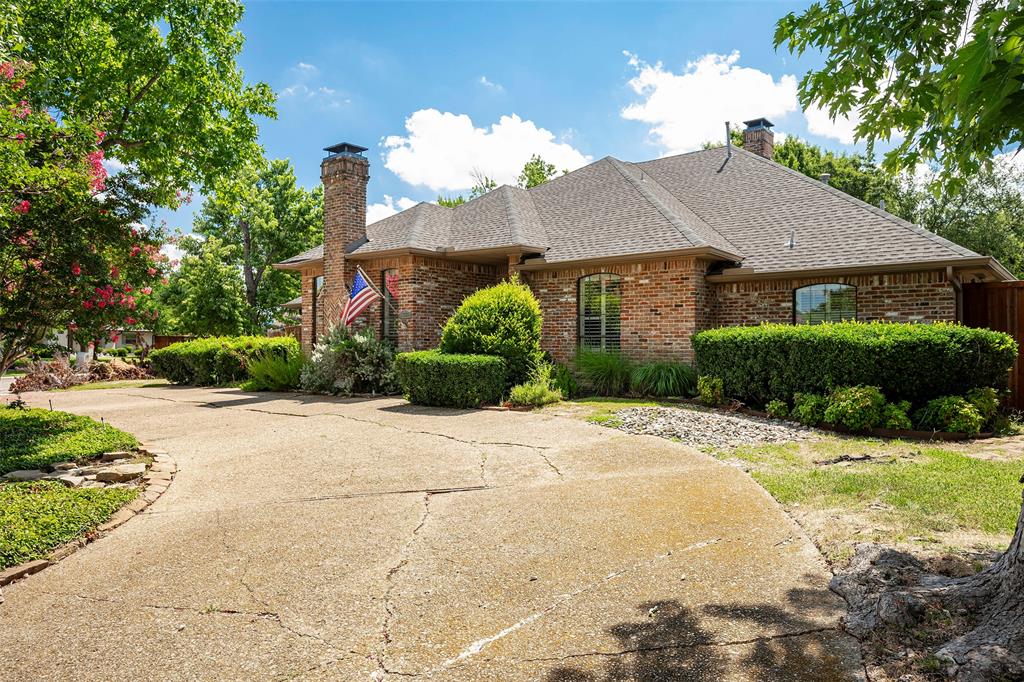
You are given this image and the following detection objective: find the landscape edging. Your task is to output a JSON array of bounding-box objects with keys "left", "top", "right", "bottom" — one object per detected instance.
[{"left": 0, "top": 445, "right": 177, "bottom": 589}]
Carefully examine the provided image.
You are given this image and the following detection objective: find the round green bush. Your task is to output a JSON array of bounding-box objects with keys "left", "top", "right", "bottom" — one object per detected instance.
[{"left": 439, "top": 277, "right": 542, "bottom": 386}]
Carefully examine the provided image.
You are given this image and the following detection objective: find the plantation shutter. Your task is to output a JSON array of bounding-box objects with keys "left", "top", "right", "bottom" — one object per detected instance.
[
  {"left": 578, "top": 274, "right": 622, "bottom": 351},
  {"left": 794, "top": 283, "right": 856, "bottom": 324}
]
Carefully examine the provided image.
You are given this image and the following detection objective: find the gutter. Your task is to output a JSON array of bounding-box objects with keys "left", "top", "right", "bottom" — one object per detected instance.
[{"left": 706, "top": 256, "right": 1016, "bottom": 283}]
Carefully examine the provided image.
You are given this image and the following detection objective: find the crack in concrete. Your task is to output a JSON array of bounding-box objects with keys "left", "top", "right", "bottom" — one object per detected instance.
[
  {"left": 431, "top": 537, "right": 724, "bottom": 674},
  {"left": 121, "top": 391, "right": 554, "bottom": 452},
  {"left": 518, "top": 625, "right": 841, "bottom": 663},
  {"left": 372, "top": 493, "right": 433, "bottom": 680}
]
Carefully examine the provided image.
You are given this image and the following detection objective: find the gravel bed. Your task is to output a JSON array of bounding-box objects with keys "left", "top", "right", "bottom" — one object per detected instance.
[{"left": 611, "top": 405, "right": 821, "bottom": 450}]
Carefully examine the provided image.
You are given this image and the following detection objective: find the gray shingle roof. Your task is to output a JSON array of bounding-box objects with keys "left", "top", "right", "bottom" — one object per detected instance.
[
  {"left": 276, "top": 243, "right": 323, "bottom": 267},
  {"left": 637, "top": 147, "right": 981, "bottom": 273},
  {"left": 280, "top": 146, "right": 994, "bottom": 275}
]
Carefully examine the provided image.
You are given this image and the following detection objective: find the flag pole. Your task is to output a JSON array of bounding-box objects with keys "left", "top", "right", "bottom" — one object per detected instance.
[{"left": 353, "top": 264, "right": 408, "bottom": 327}]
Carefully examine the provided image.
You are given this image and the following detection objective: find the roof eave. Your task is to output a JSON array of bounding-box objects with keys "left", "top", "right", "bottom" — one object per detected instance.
[
  {"left": 706, "top": 257, "right": 1017, "bottom": 283},
  {"left": 273, "top": 258, "right": 322, "bottom": 271},
  {"left": 516, "top": 246, "right": 741, "bottom": 271}
]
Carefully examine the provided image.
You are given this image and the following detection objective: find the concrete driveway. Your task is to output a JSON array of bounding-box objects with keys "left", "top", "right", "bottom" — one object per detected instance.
[{"left": 0, "top": 387, "right": 860, "bottom": 681}]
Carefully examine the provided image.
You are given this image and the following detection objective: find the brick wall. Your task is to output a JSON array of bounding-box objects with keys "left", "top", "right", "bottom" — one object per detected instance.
[
  {"left": 399, "top": 256, "right": 501, "bottom": 350},
  {"left": 711, "top": 270, "right": 956, "bottom": 327},
  {"left": 519, "top": 258, "right": 710, "bottom": 364},
  {"left": 299, "top": 265, "right": 322, "bottom": 353}
]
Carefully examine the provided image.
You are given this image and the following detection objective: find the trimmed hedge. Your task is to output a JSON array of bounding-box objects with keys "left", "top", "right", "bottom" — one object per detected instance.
[
  {"left": 692, "top": 322, "right": 1017, "bottom": 406},
  {"left": 395, "top": 350, "right": 506, "bottom": 408},
  {"left": 149, "top": 336, "right": 300, "bottom": 386}
]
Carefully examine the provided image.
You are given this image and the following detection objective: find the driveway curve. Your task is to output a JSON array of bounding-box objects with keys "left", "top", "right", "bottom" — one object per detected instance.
[{"left": 0, "top": 387, "right": 861, "bottom": 681}]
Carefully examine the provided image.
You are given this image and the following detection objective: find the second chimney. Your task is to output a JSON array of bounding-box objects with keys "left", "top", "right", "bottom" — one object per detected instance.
[{"left": 742, "top": 118, "right": 775, "bottom": 160}]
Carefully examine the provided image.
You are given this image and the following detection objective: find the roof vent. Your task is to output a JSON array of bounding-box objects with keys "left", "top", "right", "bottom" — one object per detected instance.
[
  {"left": 324, "top": 142, "right": 368, "bottom": 158},
  {"left": 819, "top": 173, "right": 831, "bottom": 185}
]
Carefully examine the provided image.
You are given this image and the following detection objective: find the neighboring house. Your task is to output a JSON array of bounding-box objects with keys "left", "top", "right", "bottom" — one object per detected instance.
[{"left": 275, "top": 119, "right": 1014, "bottom": 362}]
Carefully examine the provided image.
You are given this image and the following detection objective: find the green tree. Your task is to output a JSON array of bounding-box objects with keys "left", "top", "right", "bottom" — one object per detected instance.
[
  {"left": 193, "top": 159, "right": 322, "bottom": 330},
  {"left": 518, "top": 154, "right": 559, "bottom": 188},
  {"left": 775, "top": 0, "right": 1024, "bottom": 191},
  {"left": 159, "top": 237, "right": 247, "bottom": 336},
  {"left": 11, "top": 0, "right": 275, "bottom": 207}
]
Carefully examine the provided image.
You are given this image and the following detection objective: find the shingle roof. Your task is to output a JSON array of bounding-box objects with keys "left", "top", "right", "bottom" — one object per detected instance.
[
  {"left": 280, "top": 146, "right": 999, "bottom": 276},
  {"left": 276, "top": 244, "right": 323, "bottom": 268},
  {"left": 637, "top": 147, "right": 980, "bottom": 273}
]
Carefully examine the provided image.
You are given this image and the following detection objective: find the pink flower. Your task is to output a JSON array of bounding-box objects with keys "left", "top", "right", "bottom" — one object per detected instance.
[
  {"left": 82, "top": 300, "right": 94, "bottom": 310},
  {"left": 11, "top": 79, "right": 24, "bottom": 91},
  {"left": 109, "top": 265, "right": 119, "bottom": 279},
  {"left": 12, "top": 100, "right": 29, "bottom": 119},
  {"left": 125, "top": 317, "right": 136, "bottom": 325},
  {"left": 141, "top": 286, "right": 152, "bottom": 295},
  {"left": 124, "top": 284, "right": 133, "bottom": 292},
  {"left": 68, "top": 323, "right": 78, "bottom": 331},
  {"left": 110, "top": 335, "right": 119, "bottom": 343},
  {"left": 96, "top": 130, "right": 106, "bottom": 143},
  {"left": 86, "top": 150, "right": 106, "bottom": 193},
  {"left": 0, "top": 62, "right": 14, "bottom": 79},
  {"left": 71, "top": 262, "right": 81, "bottom": 276},
  {"left": 12, "top": 200, "right": 29, "bottom": 214},
  {"left": 28, "top": 259, "right": 42, "bottom": 271},
  {"left": 147, "top": 267, "right": 157, "bottom": 276},
  {"left": 14, "top": 132, "right": 24, "bottom": 143},
  {"left": 130, "top": 245, "right": 141, "bottom": 257},
  {"left": 97, "top": 301, "right": 106, "bottom": 309}
]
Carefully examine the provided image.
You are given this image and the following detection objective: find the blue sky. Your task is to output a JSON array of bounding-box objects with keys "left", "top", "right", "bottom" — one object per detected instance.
[{"left": 159, "top": 1, "right": 862, "bottom": 232}]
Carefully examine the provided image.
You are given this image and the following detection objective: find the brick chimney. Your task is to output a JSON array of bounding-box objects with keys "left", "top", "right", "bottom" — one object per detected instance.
[
  {"left": 742, "top": 118, "right": 775, "bottom": 160},
  {"left": 320, "top": 142, "right": 369, "bottom": 315}
]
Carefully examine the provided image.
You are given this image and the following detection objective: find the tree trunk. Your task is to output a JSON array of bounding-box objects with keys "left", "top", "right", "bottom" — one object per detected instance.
[{"left": 834, "top": 487, "right": 1024, "bottom": 680}]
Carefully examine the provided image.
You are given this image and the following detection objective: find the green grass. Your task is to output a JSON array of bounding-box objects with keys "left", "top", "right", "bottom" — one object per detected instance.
[
  {"left": 0, "top": 407, "right": 138, "bottom": 475},
  {"left": 62, "top": 379, "right": 169, "bottom": 391},
  {"left": 728, "top": 441, "right": 1022, "bottom": 539},
  {"left": 0, "top": 481, "right": 138, "bottom": 568}
]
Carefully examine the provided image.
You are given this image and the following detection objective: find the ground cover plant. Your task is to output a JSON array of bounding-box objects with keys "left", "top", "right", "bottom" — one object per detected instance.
[
  {"left": 0, "top": 407, "right": 138, "bottom": 476},
  {"left": 0, "top": 481, "right": 138, "bottom": 569}
]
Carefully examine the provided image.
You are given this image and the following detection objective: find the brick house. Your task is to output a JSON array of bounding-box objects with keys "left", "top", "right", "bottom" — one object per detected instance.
[{"left": 275, "top": 119, "right": 1015, "bottom": 363}]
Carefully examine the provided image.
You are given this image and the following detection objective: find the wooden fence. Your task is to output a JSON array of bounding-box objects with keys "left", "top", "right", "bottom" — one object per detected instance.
[{"left": 962, "top": 282, "right": 1024, "bottom": 409}]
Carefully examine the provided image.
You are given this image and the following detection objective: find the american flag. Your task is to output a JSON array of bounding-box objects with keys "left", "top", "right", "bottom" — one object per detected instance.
[{"left": 341, "top": 270, "right": 379, "bottom": 326}]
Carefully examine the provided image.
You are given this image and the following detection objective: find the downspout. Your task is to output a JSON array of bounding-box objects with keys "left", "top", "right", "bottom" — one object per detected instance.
[{"left": 947, "top": 265, "right": 963, "bottom": 322}]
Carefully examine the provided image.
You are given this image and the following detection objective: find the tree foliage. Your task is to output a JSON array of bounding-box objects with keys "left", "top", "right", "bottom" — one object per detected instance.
[
  {"left": 775, "top": 0, "right": 1024, "bottom": 191},
  {"left": 157, "top": 237, "right": 247, "bottom": 337},
  {"left": 518, "top": 154, "right": 560, "bottom": 188},
  {"left": 193, "top": 159, "right": 322, "bottom": 329},
  {"left": 11, "top": 0, "right": 275, "bottom": 206}
]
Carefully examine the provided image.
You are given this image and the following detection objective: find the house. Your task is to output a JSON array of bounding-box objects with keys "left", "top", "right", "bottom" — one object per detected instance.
[{"left": 275, "top": 119, "right": 1015, "bottom": 363}]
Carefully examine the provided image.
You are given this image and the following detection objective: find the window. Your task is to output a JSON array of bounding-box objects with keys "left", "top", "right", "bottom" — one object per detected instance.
[
  {"left": 578, "top": 273, "right": 622, "bottom": 351},
  {"left": 794, "top": 283, "right": 856, "bottom": 324},
  {"left": 381, "top": 269, "right": 399, "bottom": 345},
  {"left": 311, "top": 275, "right": 324, "bottom": 345}
]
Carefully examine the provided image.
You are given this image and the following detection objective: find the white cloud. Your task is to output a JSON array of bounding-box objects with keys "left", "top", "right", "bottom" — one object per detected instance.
[
  {"left": 294, "top": 62, "right": 318, "bottom": 74},
  {"left": 478, "top": 75, "right": 504, "bottom": 92},
  {"left": 279, "top": 62, "right": 347, "bottom": 109},
  {"left": 804, "top": 103, "right": 860, "bottom": 144},
  {"left": 621, "top": 50, "right": 799, "bottom": 154},
  {"left": 367, "top": 195, "right": 418, "bottom": 224},
  {"left": 383, "top": 109, "right": 591, "bottom": 192}
]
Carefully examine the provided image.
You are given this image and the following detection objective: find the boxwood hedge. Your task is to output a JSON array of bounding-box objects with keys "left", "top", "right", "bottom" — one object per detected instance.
[
  {"left": 149, "top": 336, "right": 300, "bottom": 386},
  {"left": 395, "top": 350, "right": 506, "bottom": 408},
  {"left": 692, "top": 322, "right": 1017, "bottom": 406}
]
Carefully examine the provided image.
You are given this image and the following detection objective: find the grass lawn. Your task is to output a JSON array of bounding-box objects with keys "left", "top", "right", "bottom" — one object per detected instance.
[
  {"left": 716, "top": 438, "right": 1022, "bottom": 563},
  {"left": 61, "top": 379, "right": 169, "bottom": 391},
  {"left": 0, "top": 407, "right": 138, "bottom": 475},
  {"left": 0, "top": 481, "right": 137, "bottom": 568}
]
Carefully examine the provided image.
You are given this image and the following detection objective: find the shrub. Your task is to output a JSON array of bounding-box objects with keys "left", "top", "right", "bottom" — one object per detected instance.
[
  {"left": 150, "top": 336, "right": 300, "bottom": 385},
  {"left": 966, "top": 387, "right": 1000, "bottom": 424},
  {"left": 823, "top": 386, "right": 886, "bottom": 432},
  {"left": 765, "top": 399, "right": 789, "bottom": 419},
  {"left": 792, "top": 393, "right": 827, "bottom": 426},
  {"left": 243, "top": 353, "right": 304, "bottom": 392},
  {"left": 508, "top": 363, "right": 563, "bottom": 408},
  {"left": 915, "top": 396, "right": 985, "bottom": 436},
  {"left": 630, "top": 361, "right": 697, "bottom": 397},
  {"left": 438, "top": 277, "right": 543, "bottom": 386},
  {"left": 697, "top": 375, "right": 724, "bottom": 407},
  {"left": 692, "top": 322, "right": 1017, "bottom": 406},
  {"left": 882, "top": 400, "right": 913, "bottom": 430},
  {"left": 300, "top": 326, "right": 399, "bottom": 395},
  {"left": 575, "top": 349, "right": 633, "bottom": 396},
  {"left": 551, "top": 362, "right": 579, "bottom": 399},
  {"left": 395, "top": 350, "right": 507, "bottom": 408}
]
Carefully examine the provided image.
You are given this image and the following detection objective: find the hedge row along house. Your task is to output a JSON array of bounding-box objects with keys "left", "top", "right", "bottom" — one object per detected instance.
[{"left": 275, "top": 118, "right": 1016, "bottom": 368}]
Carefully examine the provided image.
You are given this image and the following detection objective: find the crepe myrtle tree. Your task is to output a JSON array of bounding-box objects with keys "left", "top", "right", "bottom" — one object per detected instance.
[
  {"left": 777, "top": 2, "right": 1024, "bottom": 677},
  {"left": 0, "top": 60, "right": 167, "bottom": 374}
]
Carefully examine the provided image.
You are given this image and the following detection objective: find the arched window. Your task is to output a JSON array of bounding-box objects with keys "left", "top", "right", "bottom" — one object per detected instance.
[
  {"left": 578, "top": 273, "right": 622, "bottom": 351},
  {"left": 794, "top": 283, "right": 856, "bottom": 324}
]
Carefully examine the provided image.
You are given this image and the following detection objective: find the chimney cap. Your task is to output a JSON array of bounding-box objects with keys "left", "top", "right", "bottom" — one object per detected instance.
[
  {"left": 742, "top": 117, "right": 774, "bottom": 131},
  {"left": 324, "top": 142, "right": 368, "bottom": 157}
]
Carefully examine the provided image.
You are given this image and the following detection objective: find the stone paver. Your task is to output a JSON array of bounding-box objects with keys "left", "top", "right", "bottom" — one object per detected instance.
[{"left": 0, "top": 386, "right": 862, "bottom": 681}]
